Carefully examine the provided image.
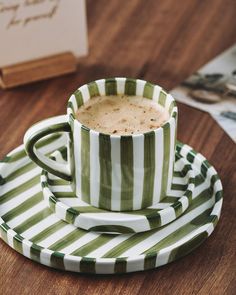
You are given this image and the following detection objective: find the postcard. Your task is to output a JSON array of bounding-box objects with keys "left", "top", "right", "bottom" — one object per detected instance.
[
  {"left": 0, "top": 0, "right": 88, "bottom": 67},
  {"left": 171, "top": 44, "right": 236, "bottom": 143}
]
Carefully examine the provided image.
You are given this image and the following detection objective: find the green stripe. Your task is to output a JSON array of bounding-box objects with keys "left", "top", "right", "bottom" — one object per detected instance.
[
  {"left": 146, "top": 213, "right": 161, "bottom": 229},
  {"left": 172, "top": 111, "right": 177, "bottom": 119},
  {"left": 143, "top": 82, "right": 154, "bottom": 99},
  {"left": 102, "top": 230, "right": 154, "bottom": 258},
  {"left": 144, "top": 253, "right": 157, "bottom": 270},
  {"left": 158, "top": 90, "right": 167, "bottom": 107},
  {"left": 35, "top": 133, "right": 63, "bottom": 149},
  {"left": 210, "top": 214, "right": 219, "bottom": 227},
  {"left": 114, "top": 258, "right": 127, "bottom": 273},
  {"left": 72, "top": 206, "right": 106, "bottom": 213},
  {"left": 3, "top": 143, "right": 66, "bottom": 185},
  {"left": 13, "top": 234, "right": 24, "bottom": 254},
  {"left": 55, "top": 146, "right": 67, "bottom": 161},
  {"left": 142, "top": 132, "right": 155, "bottom": 208},
  {"left": 89, "top": 225, "right": 136, "bottom": 233},
  {"left": 81, "top": 128, "right": 90, "bottom": 204},
  {"left": 74, "top": 90, "right": 84, "bottom": 108},
  {"left": 184, "top": 189, "right": 193, "bottom": 201},
  {"left": 88, "top": 81, "right": 100, "bottom": 97},
  {"left": 0, "top": 222, "right": 10, "bottom": 231},
  {"left": 69, "top": 113, "right": 75, "bottom": 131},
  {"left": 215, "top": 190, "right": 223, "bottom": 202},
  {"left": 210, "top": 174, "right": 219, "bottom": 187},
  {"left": 173, "top": 171, "right": 182, "bottom": 177},
  {"left": 171, "top": 183, "right": 188, "bottom": 191},
  {"left": 168, "top": 231, "right": 208, "bottom": 263},
  {"left": 41, "top": 181, "right": 48, "bottom": 188},
  {"left": 143, "top": 208, "right": 212, "bottom": 255},
  {"left": 69, "top": 126, "right": 76, "bottom": 190},
  {"left": 99, "top": 134, "right": 112, "bottom": 210},
  {"left": 65, "top": 207, "right": 79, "bottom": 224},
  {"left": 126, "top": 207, "right": 162, "bottom": 216},
  {"left": 0, "top": 223, "right": 9, "bottom": 242},
  {"left": 1, "top": 134, "right": 62, "bottom": 163},
  {"left": 120, "top": 136, "right": 134, "bottom": 211},
  {"left": 13, "top": 207, "right": 52, "bottom": 234},
  {"left": 47, "top": 178, "right": 68, "bottom": 186},
  {"left": 3, "top": 149, "right": 58, "bottom": 184},
  {"left": 30, "top": 221, "right": 66, "bottom": 243},
  {"left": 71, "top": 235, "right": 114, "bottom": 256},
  {"left": 201, "top": 160, "right": 211, "bottom": 178},
  {"left": 48, "top": 229, "right": 86, "bottom": 251},
  {"left": 195, "top": 174, "right": 205, "bottom": 186},
  {"left": 173, "top": 164, "right": 192, "bottom": 178},
  {"left": 176, "top": 141, "right": 183, "bottom": 153},
  {"left": 159, "top": 196, "right": 179, "bottom": 202},
  {"left": 124, "top": 78, "right": 136, "bottom": 95},
  {"left": 2, "top": 192, "right": 42, "bottom": 222},
  {"left": 191, "top": 208, "right": 216, "bottom": 226},
  {"left": 187, "top": 188, "right": 212, "bottom": 213},
  {"left": 186, "top": 150, "right": 196, "bottom": 163},
  {"left": 30, "top": 243, "right": 43, "bottom": 262},
  {"left": 54, "top": 192, "right": 75, "bottom": 198},
  {"left": 177, "top": 164, "right": 193, "bottom": 177},
  {"left": 0, "top": 175, "right": 39, "bottom": 204},
  {"left": 4, "top": 162, "right": 36, "bottom": 183},
  {"left": 48, "top": 195, "right": 57, "bottom": 213},
  {"left": 175, "top": 153, "right": 181, "bottom": 162},
  {"left": 105, "top": 78, "right": 117, "bottom": 95},
  {"left": 169, "top": 101, "right": 175, "bottom": 114},
  {"left": 50, "top": 252, "right": 65, "bottom": 269},
  {"left": 80, "top": 257, "right": 96, "bottom": 273},
  {"left": 160, "top": 123, "right": 170, "bottom": 199},
  {"left": 67, "top": 101, "right": 75, "bottom": 114}
]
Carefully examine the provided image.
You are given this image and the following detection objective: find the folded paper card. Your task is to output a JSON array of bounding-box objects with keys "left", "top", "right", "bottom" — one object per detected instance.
[{"left": 0, "top": 0, "right": 88, "bottom": 68}]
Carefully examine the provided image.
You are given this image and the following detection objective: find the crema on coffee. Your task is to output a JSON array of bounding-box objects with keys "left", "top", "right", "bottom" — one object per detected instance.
[{"left": 76, "top": 95, "right": 169, "bottom": 135}]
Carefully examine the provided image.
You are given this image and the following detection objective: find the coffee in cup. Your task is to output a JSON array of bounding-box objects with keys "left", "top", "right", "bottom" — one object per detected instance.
[{"left": 76, "top": 94, "right": 169, "bottom": 135}]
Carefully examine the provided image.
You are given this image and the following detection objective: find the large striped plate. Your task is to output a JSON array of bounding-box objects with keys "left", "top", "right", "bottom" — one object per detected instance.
[
  {"left": 41, "top": 148, "right": 195, "bottom": 233},
  {"left": 0, "top": 132, "right": 223, "bottom": 274}
]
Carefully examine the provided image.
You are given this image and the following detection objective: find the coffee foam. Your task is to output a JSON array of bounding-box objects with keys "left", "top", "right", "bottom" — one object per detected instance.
[{"left": 76, "top": 95, "right": 169, "bottom": 135}]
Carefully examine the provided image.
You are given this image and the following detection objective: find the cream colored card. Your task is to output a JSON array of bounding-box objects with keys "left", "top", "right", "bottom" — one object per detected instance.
[{"left": 0, "top": 0, "right": 88, "bottom": 67}]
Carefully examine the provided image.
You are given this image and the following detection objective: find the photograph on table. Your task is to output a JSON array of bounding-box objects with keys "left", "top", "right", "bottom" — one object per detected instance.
[{"left": 172, "top": 44, "right": 236, "bottom": 143}]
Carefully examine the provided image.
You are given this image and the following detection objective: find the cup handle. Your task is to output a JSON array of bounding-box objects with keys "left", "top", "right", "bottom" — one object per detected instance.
[{"left": 24, "top": 115, "right": 72, "bottom": 181}]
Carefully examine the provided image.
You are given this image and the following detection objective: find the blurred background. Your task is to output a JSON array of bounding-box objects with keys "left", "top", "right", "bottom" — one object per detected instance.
[{"left": 83, "top": 0, "right": 236, "bottom": 88}]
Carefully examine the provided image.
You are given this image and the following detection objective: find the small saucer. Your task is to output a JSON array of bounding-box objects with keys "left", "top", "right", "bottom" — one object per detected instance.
[{"left": 41, "top": 148, "right": 195, "bottom": 233}]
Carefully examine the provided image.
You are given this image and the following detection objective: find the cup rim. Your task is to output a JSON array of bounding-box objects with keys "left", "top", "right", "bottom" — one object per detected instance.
[{"left": 67, "top": 77, "right": 178, "bottom": 138}]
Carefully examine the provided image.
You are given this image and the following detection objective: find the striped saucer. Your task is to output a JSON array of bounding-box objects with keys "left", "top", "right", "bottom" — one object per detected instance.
[
  {"left": 0, "top": 131, "right": 223, "bottom": 274},
  {"left": 41, "top": 148, "right": 195, "bottom": 234}
]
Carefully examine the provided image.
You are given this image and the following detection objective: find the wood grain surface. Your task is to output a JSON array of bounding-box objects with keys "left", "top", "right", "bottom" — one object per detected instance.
[{"left": 0, "top": 0, "right": 236, "bottom": 294}]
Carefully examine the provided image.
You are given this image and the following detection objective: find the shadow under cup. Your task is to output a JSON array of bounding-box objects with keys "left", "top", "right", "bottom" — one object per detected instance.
[{"left": 67, "top": 78, "right": 178, "bottom": 211}]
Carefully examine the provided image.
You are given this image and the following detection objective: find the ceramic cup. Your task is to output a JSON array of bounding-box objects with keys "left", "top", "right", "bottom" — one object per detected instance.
[{"left": 24, "top": 78, "right": 178, "bottom": 211}]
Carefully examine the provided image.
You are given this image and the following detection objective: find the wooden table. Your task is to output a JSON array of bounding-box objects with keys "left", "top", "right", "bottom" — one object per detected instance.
[{"left": 0, "top": 0, "right": 236, "bottom": 294}]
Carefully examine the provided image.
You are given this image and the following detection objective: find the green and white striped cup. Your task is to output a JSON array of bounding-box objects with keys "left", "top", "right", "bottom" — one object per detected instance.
[{"left": 24, "top": 78, "right": 178, "bottom": 211}]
